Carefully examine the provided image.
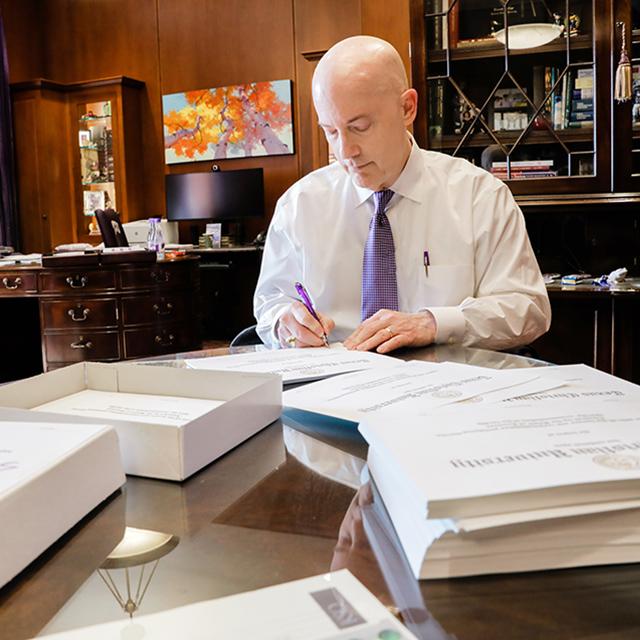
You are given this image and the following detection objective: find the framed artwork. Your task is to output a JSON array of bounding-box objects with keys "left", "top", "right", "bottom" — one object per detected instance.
[
  {"left": 162, "top": 79, "right": 294, "bottom": 164},
  {"left": 83, "top": 190, "right": 105, "bottom": 216}
]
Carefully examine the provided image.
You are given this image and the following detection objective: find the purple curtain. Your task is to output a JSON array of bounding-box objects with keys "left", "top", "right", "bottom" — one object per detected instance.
[{"left": 0, "top": 10, "right": 19, "bottom": 249}]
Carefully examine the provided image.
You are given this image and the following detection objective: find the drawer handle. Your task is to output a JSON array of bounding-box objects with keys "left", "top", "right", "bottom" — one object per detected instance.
[
  {"left": 2, "top": 277, "right": 22, "bottom": 290},
  {"left": 66, "top": 275, "right": 88, "bottom": 288},
  {"left": 68, "top": 306, "right": 90, "bottom": 322},
  {"left": 151, "top": 270, "right": 170, "bottom": 283},
  {"left": 154, "top": 333, "right": 175, "bottom": 347},
  {"left": 70, "top": 337, "right": 93, "bottom": 350},
  {"left": 153, "top": 302, "right": 174, "bottom": 316}
]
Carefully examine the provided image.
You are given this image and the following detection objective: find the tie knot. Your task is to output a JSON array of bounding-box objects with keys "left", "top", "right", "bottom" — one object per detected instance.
[{"left": 373, "top": 189, "right": 394, "bottom": 215}]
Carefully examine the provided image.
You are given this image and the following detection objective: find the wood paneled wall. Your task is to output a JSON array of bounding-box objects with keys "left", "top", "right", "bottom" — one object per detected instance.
[{"left": 2, "top": 0, "right": 410, "bottom": 239}]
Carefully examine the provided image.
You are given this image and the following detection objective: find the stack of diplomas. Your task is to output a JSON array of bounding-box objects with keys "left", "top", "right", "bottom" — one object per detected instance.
[{"left": 359, "top": 396, "right": 640, "bottom": 579}]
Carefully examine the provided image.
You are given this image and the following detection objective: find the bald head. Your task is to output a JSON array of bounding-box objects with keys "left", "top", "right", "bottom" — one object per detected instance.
[
  {"left": 312, "top": 36, "right": 408, "bottom": 102},
  {"left": 310, "top": 36, "right": 417, "bottom": 191}
]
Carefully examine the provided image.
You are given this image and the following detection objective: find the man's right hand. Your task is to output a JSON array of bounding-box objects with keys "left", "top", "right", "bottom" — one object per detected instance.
[{"left": 276, "top": 301, "right": 335, "bottom": 348}]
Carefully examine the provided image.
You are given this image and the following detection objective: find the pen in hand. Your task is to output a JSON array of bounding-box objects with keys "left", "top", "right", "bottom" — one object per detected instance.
[{"left": 294, "top": 281, "right": 330, "bottom": 347}]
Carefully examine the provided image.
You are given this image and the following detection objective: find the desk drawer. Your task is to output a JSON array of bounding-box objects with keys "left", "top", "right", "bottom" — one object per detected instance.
[
  {"left": 121, "top": 294, "right": 188, "bottom": 326},
  {"left": 123, "top": 325, "right": 194, "bottom": 358},
  {"left": 44, "top": 331, "right": 120, "bottom": 363},
  {"left": 41, "top": 298, "right": 118, "bottom": 329},
  {"left": 40, "top": 270, "right": 116, "bottom": 293},
  {"left": 120, "top": 263, "right": 193, "bottom": 290},
  {"left": 0, "top": 272, "right": 38, "bottom": 295}
]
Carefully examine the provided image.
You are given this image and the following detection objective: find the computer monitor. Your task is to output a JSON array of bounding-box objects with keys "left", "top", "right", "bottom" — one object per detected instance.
[{"left": 165, "top": 168, "right": 265, "bottom": 222}]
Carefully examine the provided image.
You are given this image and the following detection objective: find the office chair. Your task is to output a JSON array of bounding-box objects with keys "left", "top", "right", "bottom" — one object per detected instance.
[{"left": 230, "top": 324, "right": 262, "bottom": 347}]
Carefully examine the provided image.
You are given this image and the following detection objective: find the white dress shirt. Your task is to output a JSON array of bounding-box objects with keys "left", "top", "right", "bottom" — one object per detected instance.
[{"left": 254, "top": 140, "right": 551, "bottom": 349}]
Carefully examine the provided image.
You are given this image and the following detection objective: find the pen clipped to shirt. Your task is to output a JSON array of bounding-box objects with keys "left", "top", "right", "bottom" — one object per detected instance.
[{"left": 294, "top": 281, "right": 330, "bottom": 347}]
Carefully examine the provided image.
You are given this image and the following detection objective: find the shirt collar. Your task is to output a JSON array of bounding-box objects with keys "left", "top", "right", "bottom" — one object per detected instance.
[
  {"left": 351, "top": 134, "right": 425, "bottom": 208},
  {"left": 389, "top": 135, "right": 424, "bottom": 204}
]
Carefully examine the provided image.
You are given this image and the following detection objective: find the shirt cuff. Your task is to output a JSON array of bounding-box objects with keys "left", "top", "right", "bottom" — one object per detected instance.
[
  {"left": 421, "top": 306, "right": 466, "bottom": 345},
  {"left": 256, "top": 304, "right": 289, "bottom": 348}
]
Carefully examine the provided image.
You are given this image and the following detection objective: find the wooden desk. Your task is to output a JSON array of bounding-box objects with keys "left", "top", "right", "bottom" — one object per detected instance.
[
  {"left": 0, "top": 257, "right": 201, "bottom": 381},
  {"left": 4, "top": 346, "right": 639, "bottom": 639},
  {"left": 193, "top": 246, "right": 262, "bottom": 340}
]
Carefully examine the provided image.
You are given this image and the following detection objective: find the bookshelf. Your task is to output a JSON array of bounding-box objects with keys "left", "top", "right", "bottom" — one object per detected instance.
[
  {"left": 409, "top": 0, "right": 636, "bottom": 196},
  {"left": 612, "top": 1, "right": 640, "bottom": 193}
]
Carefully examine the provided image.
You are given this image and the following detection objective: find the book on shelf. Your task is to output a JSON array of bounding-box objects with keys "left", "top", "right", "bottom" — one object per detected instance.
[
  {"left": 572, "top": 100, "right": 592, "bottom": 112},
  {"left": 491, "top": 159, "right": 556, "bottom": 180},
  {"left": 575, "top": 76, "right": 594, "bottom": 91},
  {"left": 543, "top": 67, "right": 594, "bottom": 129},
  {"left": 491, "top": 171, "right": 559, "bottom": 179},
  {"left": 456, "top": 37, "right": 495, "bottom": 48},
  {"left": 428, "top": 0, "right": 459, "bottom": 50},
  {"left": 632, "top": 64, "right": 640, "bottom": 127},
  {"left": 448, "top": 0, "right": 459, "bottom": 48},
  {"left": 492, "top": 160, "right": 554, "bottom": 168}
]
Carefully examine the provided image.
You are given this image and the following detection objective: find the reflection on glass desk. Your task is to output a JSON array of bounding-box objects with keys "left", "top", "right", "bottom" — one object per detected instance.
[{"left": 2, "top": 346, "right": 640, "bottom": 639}]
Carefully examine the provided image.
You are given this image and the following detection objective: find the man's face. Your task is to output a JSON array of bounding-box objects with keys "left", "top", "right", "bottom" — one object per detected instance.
[{"left": 314, "top": 81, "right": 414, "bottom": 191}]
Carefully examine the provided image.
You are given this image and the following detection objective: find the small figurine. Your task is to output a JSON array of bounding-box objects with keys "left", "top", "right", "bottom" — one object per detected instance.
[
  {"left": 552, "top": 12, "right": 565, "bottom": 34},
  {"left": 568, "top": 14, "right": 580, "bottom": 37}
]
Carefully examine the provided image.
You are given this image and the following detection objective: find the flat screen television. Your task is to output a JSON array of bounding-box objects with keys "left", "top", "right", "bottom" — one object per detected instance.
[{"left": 165, "top": 168, "right": 264, "bottom": 222}]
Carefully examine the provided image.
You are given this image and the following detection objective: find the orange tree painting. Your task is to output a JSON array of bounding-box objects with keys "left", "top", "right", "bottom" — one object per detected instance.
[{"left": 163, "top": 79, "right": 294, "bottom": 164}]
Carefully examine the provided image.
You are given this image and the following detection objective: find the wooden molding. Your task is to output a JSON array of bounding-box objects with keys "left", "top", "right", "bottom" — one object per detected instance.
[{"left": 11, "top": 76, "right": 145, "bottom": 93}]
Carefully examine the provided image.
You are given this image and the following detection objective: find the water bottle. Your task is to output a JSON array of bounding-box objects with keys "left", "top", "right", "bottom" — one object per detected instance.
[{"left": 147, "top": 217, "right": 165, "bottom": 257}]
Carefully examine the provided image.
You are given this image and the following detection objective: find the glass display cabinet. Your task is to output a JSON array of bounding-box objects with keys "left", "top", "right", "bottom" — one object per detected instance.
[
  {"left": 410, "top": 0, "right": 618, "bottom": 195},
  {"left": 77, "top": 99, "right": 116, "bottom": 236},
  {"left": 68, "top": 77, "right": 145, "bottom": 244}
]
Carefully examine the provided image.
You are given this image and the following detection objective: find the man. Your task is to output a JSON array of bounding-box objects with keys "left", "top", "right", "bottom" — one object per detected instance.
[{"left": 254, "top": 36, "right": 550, "bottom": 352}]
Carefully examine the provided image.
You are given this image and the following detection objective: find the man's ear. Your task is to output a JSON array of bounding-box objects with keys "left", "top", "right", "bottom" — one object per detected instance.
[{"left": 401, "top": 88, "right": 418, "bottom": 126}]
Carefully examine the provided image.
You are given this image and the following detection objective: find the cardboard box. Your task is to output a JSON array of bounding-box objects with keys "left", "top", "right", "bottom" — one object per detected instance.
[
  {"left": 0, "top": 362, "right": 282, "bottom": 481},
  {"left": 0, "top": 421, "right": 125, "bottom": 588}
]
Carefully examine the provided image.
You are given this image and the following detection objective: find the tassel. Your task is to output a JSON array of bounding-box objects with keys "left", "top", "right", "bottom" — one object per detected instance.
[{"left": 614, "top": 21, "right": 632, "bottom": 103}]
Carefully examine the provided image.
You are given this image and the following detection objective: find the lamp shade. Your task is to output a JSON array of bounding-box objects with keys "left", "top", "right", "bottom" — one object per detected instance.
[
  {"left": 493, "top": 23, "right": 564, "bottom": 49},
  {"left": 101, "top": 527, "right": 179, "bottom": 569}
]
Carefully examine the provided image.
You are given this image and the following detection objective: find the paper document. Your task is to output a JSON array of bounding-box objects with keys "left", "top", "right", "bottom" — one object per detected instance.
[
  {"left": 368, "top": 446, "right": 640, "bottom": 580},
  {"left": 30, "top": 570, "right": 417, "bottom": 640},
  {"left": 503, "top": 364, "right": 640, "bottom": 405},
  {"left": 360, "top": 399, "right": 640, "bottom": 519},
  {"left": 283, "top": 360, "right": 540, "bottom": 422},
  {"left": 33, "top": 390, "right": 223, "bottom": 427},
  {"left": 184, "top": 344, "right": 397, "bottom": 384},
  {"left": 0, "top": 253, "right": 42, "bottom": 265}
]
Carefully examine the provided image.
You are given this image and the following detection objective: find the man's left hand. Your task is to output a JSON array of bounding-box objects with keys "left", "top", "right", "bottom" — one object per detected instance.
[{"left": 344, "top": 310, "right": 437, "bottom": 354}]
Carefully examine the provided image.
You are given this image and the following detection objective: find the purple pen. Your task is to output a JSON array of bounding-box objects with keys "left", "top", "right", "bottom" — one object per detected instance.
[{"left": 294, "top": 281, "right": 329, "bottom": 346}]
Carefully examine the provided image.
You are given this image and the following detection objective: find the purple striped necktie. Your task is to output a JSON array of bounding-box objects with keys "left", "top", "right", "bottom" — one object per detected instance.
[{"left": 361, "top": 189, "right": 399, "bottom": 321}]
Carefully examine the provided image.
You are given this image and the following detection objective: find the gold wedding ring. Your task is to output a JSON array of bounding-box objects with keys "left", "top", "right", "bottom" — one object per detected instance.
[
  {"left": 285, "top": 335, "right": 297, "bottom": 346},
  {"left": 386, "top": 327, "right": 394, "bottom": 337}
]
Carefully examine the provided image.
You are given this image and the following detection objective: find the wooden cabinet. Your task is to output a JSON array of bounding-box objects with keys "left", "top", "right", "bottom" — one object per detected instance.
[
  {"left": 532, "top": 286, "right": 640, "bottom": 384},
  {"left": 11, "top": 76, "right": 144, "bottom": 253},
  {"left": 409, "top": 0, "right": 630, "bottom": 195},
  {"left": 40, "top": 259, "right": 201, "bottom": 370},
  {"left": 0, "top": 258, "right": 201, "bottom": 377},
  {"left": 11, "top": 81, "right": 74, "bottom": 253},
  {"left": 196, "top": 247, "right": 262, "bottom": 340}
]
